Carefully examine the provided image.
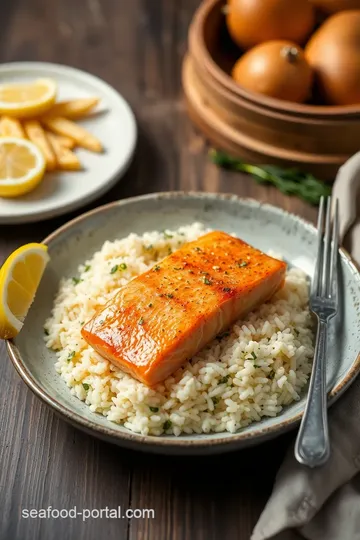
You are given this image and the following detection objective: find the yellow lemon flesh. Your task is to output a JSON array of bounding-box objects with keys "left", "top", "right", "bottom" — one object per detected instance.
[
  {"left": 0, "top": 243, "right": 50, "bottom": 339},
  {"left": 0, "top": 78, "right": 57, "bottom": 118},
  {"left": 0, "top": 137, "right": 46, "bottom": 198}
]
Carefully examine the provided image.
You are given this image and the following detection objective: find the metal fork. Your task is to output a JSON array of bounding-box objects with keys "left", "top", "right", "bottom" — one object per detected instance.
[{"left": 294, "top": 196, "right": 339, "bottom": 468}]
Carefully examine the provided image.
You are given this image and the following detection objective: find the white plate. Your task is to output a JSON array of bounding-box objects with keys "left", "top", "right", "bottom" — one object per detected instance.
[{"left": 0, "top": 62, "right": 137, "bottom": 224}]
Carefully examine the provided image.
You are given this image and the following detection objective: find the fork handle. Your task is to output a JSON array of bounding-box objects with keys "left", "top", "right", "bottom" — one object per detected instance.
[{"left": 295, "top": 319, "right": 330, "bottom": 468}]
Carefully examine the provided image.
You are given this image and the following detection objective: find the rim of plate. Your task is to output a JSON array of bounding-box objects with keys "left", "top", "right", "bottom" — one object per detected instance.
[
  {"left": 0, "top": 62, "right": 137, "bottom": 224},
  {"left": 6, "top": 192, "right": 360, "bottom": 450}
]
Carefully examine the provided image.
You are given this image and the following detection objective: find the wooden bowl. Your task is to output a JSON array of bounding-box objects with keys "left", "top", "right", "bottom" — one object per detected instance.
[
  {"left": 182, "top": 55, "right": 346, "bottom": 178},
  {"left": 184, "top": 0, "right": 360, "bottom": 178}
]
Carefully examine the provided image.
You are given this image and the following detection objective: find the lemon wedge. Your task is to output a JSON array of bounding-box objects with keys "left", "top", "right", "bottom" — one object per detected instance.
[
  {"left": 0, "top": 243, "right": 50, "bottom": 339},
  {"left": 0, "top": 137, "right": 46, "bottom": 198},
  {"left": 0, "top": 78, "right": 57, "bottom": 118}
]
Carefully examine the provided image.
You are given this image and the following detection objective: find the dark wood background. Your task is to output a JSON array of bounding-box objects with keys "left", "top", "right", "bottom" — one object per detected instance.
[{"left": 0, "top": 1, "right": 317, "bottom": 539}]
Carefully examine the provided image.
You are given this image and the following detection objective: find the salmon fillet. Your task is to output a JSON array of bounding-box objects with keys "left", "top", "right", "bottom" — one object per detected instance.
[{"left": 81, "top": 231, "right": 287, "bottom": 386}]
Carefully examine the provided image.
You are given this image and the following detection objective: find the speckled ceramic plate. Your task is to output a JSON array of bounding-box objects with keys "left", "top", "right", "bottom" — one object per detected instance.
[{"left": 7, "top": 193, "right": 360, "bottom": 454}]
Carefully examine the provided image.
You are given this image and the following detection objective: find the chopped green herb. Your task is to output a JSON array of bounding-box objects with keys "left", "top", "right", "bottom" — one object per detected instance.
[
  {"left": 80, "top": 321, "right": 85, "bottom": 326},
  {"left": 251, "top": 352, "right": 257, "bottom": 360},
  {"left": 174, "top": 267, "right": 182, "bottom": 271},
  {"left": 153, "top": 265, "right": 160, "bottom": 272},
  {"left": 84, "top": 265, "right": 91, "bottom": 272},
  {"left": 238, "top": 261, "right": 248, "bottom": 268},
  {"left": 99, "top": 320, "right": 105, "bottom": 325},
  {"left": 166, "top": 293, "right": 174, "bottom": 299},
  {"left": 72, "top": 277, "right": 82, "bottom": 285},
  {"left": 212, "top": 397, "right": 219, "bottom": 405},
  {"left": 219, "top": 375, "right": 230, "bottom": 385},
  {"left": 44, "top": 328, "right": 49, "bottom": 336},
  {"left": 145, "top": 244, "right": 153, "bottom": 251},
  {"left": 203, "top": 277, "right": 212, "bottom": 285},
  {"left": 67, "top": 351, "right": 75, "bottom": 362},
  {"left": 148, "top": 303, "right": 153, "bottom": 308},
  {"left": 254, "top": 365, "right": 261, "bottom": 369},
  {"left": 168, "top": 247, "right": 172, "bottom": 254},
  {"left": 163, "top": 420, "right": 172, "bottom": 430},
  {"left": 223, "top": 287, "right": 231, "bottom": 292},
  {"left": 163, "top": 232, "right": 173, "bottom": 239},
  {"left": 119, "top": 263, "right": 127, "bottom": 270},
  {"left": 138, "top": 317, "right": 145, "bottom": 325},
  {"left": 195, "top": 247, "right": 202, "bottom": 252},
  {"left": 149, "top": 406, "right": 159, "bottom": 413},
  {"left": 82, "top": 383, "right": 90, "bottom": 391},
  {"left": 110, "top": 265, "right": 119, "bottom": 274}
]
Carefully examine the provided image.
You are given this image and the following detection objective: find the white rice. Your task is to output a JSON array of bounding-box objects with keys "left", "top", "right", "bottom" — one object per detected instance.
[{"left": 44, "top": 223, "right": 314, "bottom": 436}]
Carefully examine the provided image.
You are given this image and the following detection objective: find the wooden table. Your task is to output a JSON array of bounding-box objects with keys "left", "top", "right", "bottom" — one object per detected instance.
[{"left": 0, "top": 1, "right": 318, "bottom": 539}]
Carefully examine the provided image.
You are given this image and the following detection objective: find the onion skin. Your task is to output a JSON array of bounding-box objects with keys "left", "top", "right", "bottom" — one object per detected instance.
[
  {"left": 226, "top": 0, "right": 315, "bottom": 51},
  {"left": 232, "top": 40, "right": 313, "bottom": 104},
  {"left": 305, "top": 10, "right": 360, "bottom": 106}
]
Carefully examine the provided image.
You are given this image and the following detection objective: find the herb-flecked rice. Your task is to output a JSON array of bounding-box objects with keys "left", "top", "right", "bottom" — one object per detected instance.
[{"left": 44, "top": 223, "right": 314, "bottom": 436}]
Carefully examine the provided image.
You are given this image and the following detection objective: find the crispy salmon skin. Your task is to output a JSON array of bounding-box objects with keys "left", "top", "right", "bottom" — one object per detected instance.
[{"left": 81, "top": 231, "right": 287, "bottom": 386}]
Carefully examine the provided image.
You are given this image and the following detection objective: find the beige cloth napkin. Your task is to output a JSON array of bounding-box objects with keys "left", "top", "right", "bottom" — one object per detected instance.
[{"left": 252, "top": 152, "right": 360, "bottom": 540}]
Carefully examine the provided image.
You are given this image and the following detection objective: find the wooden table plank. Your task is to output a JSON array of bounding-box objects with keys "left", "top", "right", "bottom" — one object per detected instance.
[{"left": 0, "top": 1, "right": 318, "bottom": 539}]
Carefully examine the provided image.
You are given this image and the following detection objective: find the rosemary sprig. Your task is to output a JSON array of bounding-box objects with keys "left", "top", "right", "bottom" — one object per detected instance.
[{"left": 209, "top": 150, "right": 331, "bottom": 205}]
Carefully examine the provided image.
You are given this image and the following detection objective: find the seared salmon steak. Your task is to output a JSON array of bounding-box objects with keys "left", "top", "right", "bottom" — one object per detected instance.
[{"left": 81, "top": 231, "right": 287, "bottom": 386}]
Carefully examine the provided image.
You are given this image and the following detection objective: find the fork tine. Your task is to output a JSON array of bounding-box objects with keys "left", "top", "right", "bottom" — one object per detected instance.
[
  {"left": 329, "top": 199, "right": 339, "bottom": 300},
  {"left": 322, "top": 197, "right": 332, "bottom": 297},
  {"left": 311, "top": 196, "right": 325, "bottom": 297}
]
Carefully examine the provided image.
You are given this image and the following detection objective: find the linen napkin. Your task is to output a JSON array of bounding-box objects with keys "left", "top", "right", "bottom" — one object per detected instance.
[{"left": 251, "top": 152, "right": 360, "bottom": 540}]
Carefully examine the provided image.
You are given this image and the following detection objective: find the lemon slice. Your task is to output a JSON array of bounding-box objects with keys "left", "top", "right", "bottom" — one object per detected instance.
[
  {"left": 0, "top": 78, "right": 57, "bottom": 118},
  {"left": 0, "top": 243, "right": 50, "bottom": 339},
  {"left": 0, "top": 137, "right": 46, "bottom": 198}
]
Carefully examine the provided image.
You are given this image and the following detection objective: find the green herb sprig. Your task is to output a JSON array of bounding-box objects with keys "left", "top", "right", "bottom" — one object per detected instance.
[{"left": 209, "top": 150, "right": 331, "bottom": 206}]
